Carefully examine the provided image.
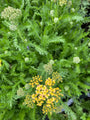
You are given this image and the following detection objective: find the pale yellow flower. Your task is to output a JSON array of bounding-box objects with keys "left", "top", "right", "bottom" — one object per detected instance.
[
  {"left": 17, "top": 88, "right": 25, "bottom": 97},
  {"left": 73, "top": 57, "right": 80, "bottom": 64}
]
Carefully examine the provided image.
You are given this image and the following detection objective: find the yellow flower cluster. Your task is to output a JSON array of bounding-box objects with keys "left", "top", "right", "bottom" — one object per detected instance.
[
  {"left": 29, "top": 75, "right": 42, "bottom": 88},
  {"left": 30, "top": 78, "right": 63, "bottom": 114},
  {"left": 42, "top": 87, "right": 63, "bottom": 114},
  {"left": 31, "top": 85, "right": 49, "bottom": 106},
  {"left": 52, "top": 72, "right": 62, "bottom": 83},
  {"left": 1, "top": 6, "right": 22, "bottom": 21},
  {"left": 42, "top": 101, "right": 56, "bottom": 115},
  {"left": 24, "top": 73, "right": 63, "bottom": 114},
  {"left": 45, "top": 77, "right": 55, "bottom": 86},
  {"left": 0, "top": 60, "right": 2, "bottom": 67},
  {"left": 23, "top": 94, "right": 34, "bottom": 108}
]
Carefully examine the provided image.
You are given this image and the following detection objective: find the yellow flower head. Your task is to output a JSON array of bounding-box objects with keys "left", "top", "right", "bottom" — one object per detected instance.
[
  {"left": 45, "top": 77, "right": 55, "bottom": 86},
  {"left": 29, "top": 75, "right": 42, "bottom": 88},
  {"left": 0, "top": 60, "right": 2, "bottom": 67},
  {"left": 52, "top": 72, "right": 62, "bottom": 83},
  {"left": 23, "top": 94, "right": 34, "bottom": 108}
]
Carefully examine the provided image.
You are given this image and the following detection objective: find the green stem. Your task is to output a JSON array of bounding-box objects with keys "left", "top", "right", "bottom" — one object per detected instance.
[
  {"left": 76, "top": 64, "right": 80, "bottom": 74},
  {"left": 48, "top": 113, "right": 52, "bottom": 120},
  {"left": 42, "top": 114, "right": 46, "bottom": 120},
  {"left": 17, "top": 29, "right": 24, "bottom": 42}
]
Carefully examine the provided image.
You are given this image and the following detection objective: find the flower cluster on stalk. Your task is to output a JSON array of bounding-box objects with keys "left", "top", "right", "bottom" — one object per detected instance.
[
  {"left": 1, "top": 6, "right": 22, "bottom": 31},
  {"left": 73, "top": 57, "right": 80, "bottom": 64},
  {"left": 17, "top": 88, "right": 25, "bottom": 97},
  {"left": 43, "top": 60, "right": 54, "bottom": 74},
  {"left": 51, "top": 0, "right": 67, "bottom": 6},
  {"left": 59, "top": 0, "right": 67, "bottom": 6},
  {"left": 24, "top": 73, "right": 63, "bottom": 115},
  {"left": 29, "top": 75, "right": 42, "bottom": 88},
  {"left": 1, "top": 6, "right": 22, "bottom": 21}
]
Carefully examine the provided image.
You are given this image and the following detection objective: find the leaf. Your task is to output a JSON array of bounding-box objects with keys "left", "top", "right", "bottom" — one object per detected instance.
[
  {"left": 2, "top": 60, "right": 10, "bottom": 70},
  {"left": 29, "top": 43, "right": 48, "bottom": 55},
  {"left": 48, "top": 36, "right": 65, "bottom": 44},
  {"left": 63, "top": 15, "right": 84, "bottom": 22}
]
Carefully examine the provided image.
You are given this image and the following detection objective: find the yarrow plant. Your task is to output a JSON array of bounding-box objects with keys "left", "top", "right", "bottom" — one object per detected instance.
[
  {"left": 23, "top": 73, "right": 63, "bottom": 115},
  {"left": 1, "top": 6, "right": 22, "bottom": 31}
]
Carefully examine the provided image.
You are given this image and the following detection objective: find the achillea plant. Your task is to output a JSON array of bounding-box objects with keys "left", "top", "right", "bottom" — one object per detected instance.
[
  {"left": 0, "top": 0, "right": 89, "bottom": 119},
  {"left": 24, "top": 73, "right": 63, "bottom": 115}
]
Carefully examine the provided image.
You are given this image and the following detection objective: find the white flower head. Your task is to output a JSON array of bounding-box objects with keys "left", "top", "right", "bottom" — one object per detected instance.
[
  {"left": 51, "top": 0, "right": 57, "bottom": 2},
  {"left": 68, "top": 1, "right": 72, "bottom": 6},
  {"left": 49, "top": 60, "right": 54, "bottom": 65},
  {"left": 24, "top": 39, "right": 27, "bottom": 42},
  {"left": 54, "top": 17, "right": 59, "bottom": 23},
  {"left": 75, "top": 47, "right": 77, "bottom": 50},
  {"left": 25, "top": 84, "right": 30, "bottom": 90},
  {"left": 88, "top": 42, "right": 90, "bottom": 47},
  {"left": 64, "top": 32, "right": 67, "bottom": 35},
  {"left": 40, "top": 21, "right": 43, "bottom": 26},
  {"left": 71, "top": 8, "right": 75, "bottom": 12},
  {"left": 59, "top": 0, "right": 67, "bottom": 6},
  {"left": 64, "top": 85, "right": 69, "bottom": 91},
  {"left": 4, "top": 51, "right": 8, "bottom": 54},
  {"left": 17, "top": 88, "right": 25, "bottom": 97},
  {"left": 8, "top": 32, "right": 11, "bottom": 35},
  {"left": 50, "top": 10, "right": 54, "bottom": 16},
  {"left": 73, "top": 57, "right": 80, "bottom": 64},
  {"left": 1, "top": 6, "right": 22, "bottom": 21},
  {"left": 70, "top": 21, "right": 73, "bottom": 25},
  {"left": 9, "top": 25, "right": 17, "bottom": 31},
  {"left": 25, "top": 57, "right": 29, "bottom": 62}
]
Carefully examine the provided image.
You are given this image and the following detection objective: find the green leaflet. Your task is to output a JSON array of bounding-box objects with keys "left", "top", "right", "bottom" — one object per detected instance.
[
  {"left": 63, "top": 15, "right": 84, "bottom": 22},
  {"left": 48, "top": 36, "right": 65, "bottom": 44},
  {"left": 29, "top": 42, "right": 48, "bottom": 55}
]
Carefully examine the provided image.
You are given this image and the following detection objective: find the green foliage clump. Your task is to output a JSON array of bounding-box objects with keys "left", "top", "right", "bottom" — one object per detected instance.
[{"left": 0, "top": 0, "right": 90, "bottom": 119}]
